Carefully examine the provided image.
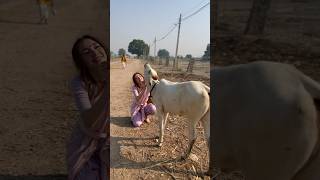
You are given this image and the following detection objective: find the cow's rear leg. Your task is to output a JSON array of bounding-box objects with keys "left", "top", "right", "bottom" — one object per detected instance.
[
  {"left": 199, "top": 109, "right": 214, "bottom": 176},
  {"left": 181, "top": 119, "right": 197, "bottom": 161}
]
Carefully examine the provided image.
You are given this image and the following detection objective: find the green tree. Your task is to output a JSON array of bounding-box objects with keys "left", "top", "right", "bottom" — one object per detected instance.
[
  {"left": 157, "top": 49, "right": 170, "bottom": 58},
  {"left": 118, "top": 48, "right": 126, "bottom": 56},
  {"left": 110, "top": 51, "right": 117, "bottom": 58},
  {"left": 202, "top": 44, "right": 210, "bottom": 60},
  {"left": 128, "top": 39, "right": 148, "bottom": 57},
  {"left": 185, "top": 54, "right": 192, "bottom": 59},
  {"left": 143, "top": 45, "right": 150, "bottom": 57}
]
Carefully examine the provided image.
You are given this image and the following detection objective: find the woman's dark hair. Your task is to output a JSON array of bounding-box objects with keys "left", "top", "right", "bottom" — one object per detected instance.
[
  {"left": 72, "top": 35, "right": 109, "bottom": 85},
  {"left": 72, "top": 35, "right": 109, "bottom": 101},
  {"left": 132, "top": 72, "right": 144, "bottom": 88}
]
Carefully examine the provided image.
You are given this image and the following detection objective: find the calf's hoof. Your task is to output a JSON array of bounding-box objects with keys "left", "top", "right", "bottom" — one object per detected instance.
[
  {"left": 205, "top": 169, "right": 213, "bottom": 177},
  {"left": 158, "top": 142, "right": 163, "bottom": 147},
  {"left": 206, "top": 169, "right": 220, "bottom": 179}
]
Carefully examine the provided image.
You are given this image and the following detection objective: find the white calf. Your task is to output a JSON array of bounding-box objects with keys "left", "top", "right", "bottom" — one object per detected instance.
[
  {"left": 144, "top": 63, "right": 210, "bottom": 159},
  {"left": 212, "top": 61, "right": 320, "bottom": 180}
]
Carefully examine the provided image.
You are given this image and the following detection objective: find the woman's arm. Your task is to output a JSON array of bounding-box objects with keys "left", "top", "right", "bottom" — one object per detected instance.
[
  {"left": 133, "top": 85, "right": 146, "bottom": 103},
  {"left": 80, "top": 85, "right": 107, "bottom": 130},
  {"left": 71, "top": 77, "right": 107, "bottom": 130}
]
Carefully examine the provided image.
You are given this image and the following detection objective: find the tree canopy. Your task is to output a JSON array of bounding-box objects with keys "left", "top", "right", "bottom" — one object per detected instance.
[
  {"left": 128, "top": 39, "right": 148, "bottom": 57},
  {"left": 185, "top": 54, "right": 192, "bottom": 59},
  {"left": 118, "top": 48, "right": 126, "bottom": 56},
  {"left": 157, "top": 49, "right": 170, "bottom": 58},
  {"left": 202, "top": 44, "right": 210, "bottom": 60}
]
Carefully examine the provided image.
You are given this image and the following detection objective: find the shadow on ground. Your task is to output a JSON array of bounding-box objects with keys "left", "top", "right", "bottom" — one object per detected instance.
[
  {"left": 0, "top": 19, "right": 39, "bottom": 25},
  {"left": 0, "top": 174, "right": 67, "bottom": 180},
  {"left": 111, "top": 135, "right": 208, "bottom": 177},
  {"left": 111, "top": 150, "right": 207, "bottom": 177},
  {"left": 111, "top": 116, "right": 133, "bottom": 128}
]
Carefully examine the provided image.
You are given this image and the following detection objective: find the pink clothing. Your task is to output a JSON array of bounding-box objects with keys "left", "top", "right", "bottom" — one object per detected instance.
[
  {"left": 132, "top": 103, "right": 156, "bottom": 127},
  {"left": 67, "top": 76, "right": 108, "bottom": 180},
  {"left": 130, "top": 85, "right": 156, "bottom": 127}
]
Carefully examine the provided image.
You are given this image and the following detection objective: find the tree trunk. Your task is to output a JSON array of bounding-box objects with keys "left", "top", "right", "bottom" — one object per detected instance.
[
  {"left": 165, "top": 57, "right": 169, "bottom": 66},
  {"left": 173, "top": 58, "right": 176, "bottom": 69},
  {"left": 174, "top": 58, "right": 179, "bottom": 70},
  {"left": 244, "top": 0, "right": 272, "bottom": 35}
]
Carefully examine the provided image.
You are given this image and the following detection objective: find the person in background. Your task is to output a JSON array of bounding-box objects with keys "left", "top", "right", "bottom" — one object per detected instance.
[
  {"left": 37, "top": 0, "right": 55, "bottom": 24},
  {"left": 49, "top": 0, "right": 57, "bottom": 16},
  {"left": 120, "top": 55, "right": 127, "bottom": 69}
]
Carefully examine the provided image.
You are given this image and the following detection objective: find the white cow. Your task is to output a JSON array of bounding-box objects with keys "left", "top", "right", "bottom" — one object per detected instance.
[
  {"left": 144, "top": 63, "right": 210, "bottom": 159},
  {"left": 212, "top": 61, "right": 320, "bottom": 180}
]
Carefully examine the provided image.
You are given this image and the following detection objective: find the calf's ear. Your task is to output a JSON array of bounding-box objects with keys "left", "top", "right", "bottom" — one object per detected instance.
[{"left": 152, "top": 74, "right": 159, "bottom": 80}]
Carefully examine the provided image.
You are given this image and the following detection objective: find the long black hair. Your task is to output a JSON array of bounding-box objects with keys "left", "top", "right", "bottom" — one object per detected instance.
[{"left": 72, "top": 35, "right": 109, "bottom": 101}]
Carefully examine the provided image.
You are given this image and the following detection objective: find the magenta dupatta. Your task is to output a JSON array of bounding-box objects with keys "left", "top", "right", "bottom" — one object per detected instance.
[
  {"left": 130, "top": 85, "right": 150, "bottom": 121},
  {"left": 67, "top": 77, "right": 108, "bottom": 180}
]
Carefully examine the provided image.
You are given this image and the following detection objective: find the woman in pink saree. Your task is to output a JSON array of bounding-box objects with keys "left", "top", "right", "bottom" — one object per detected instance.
[
  {"left": 67, "top": 35, "right": 109, "bottom": 180},
  {"left": 131, "top": 72, "right": 156, "bottom": 127}
]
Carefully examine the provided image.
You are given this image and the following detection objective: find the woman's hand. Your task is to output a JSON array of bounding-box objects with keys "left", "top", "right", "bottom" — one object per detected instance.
[
  {"left": 147, "top": 97, "right": 153, "bottom": 104},
  {"left": 142, "top": 84, "right": 147, "bottom": 91}
]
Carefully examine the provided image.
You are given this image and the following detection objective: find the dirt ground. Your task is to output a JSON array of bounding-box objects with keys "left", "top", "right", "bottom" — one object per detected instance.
[
  {"left": 0, "top": 0, "right": 107, "bottom": 179},
  {"left": 214, "top": 0, "right": 320, "bottom": 82},
  {"left": 110, "top": 59, "right": 211, "bottom": 180}
]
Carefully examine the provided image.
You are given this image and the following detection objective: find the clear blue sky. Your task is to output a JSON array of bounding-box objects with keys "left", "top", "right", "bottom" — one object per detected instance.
[{"left": 110, "top": 0, "right": 210, "bottom": 58}]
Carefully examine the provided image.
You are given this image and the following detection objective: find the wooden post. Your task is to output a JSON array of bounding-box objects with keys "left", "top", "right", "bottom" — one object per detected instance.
[
  {"left": 165, "top": 57, "right": 169, "bottom": 66},
  {"left": 186, "top": 58, "right": 195, "bottom": 73}
]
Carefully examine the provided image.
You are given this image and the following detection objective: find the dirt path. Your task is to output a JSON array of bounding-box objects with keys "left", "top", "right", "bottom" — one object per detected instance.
[
  {"left": 110, "top": 59, "right": 210, "bottom": 180},
  {"left": 110, "top": 59, "right": 150, "bottom": 179},
  {"left": 0, "top": 0, "right": 107, "bottom": 178}
]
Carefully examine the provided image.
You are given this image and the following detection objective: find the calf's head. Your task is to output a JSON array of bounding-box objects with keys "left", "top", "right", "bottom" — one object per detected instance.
[{"left": 144, "top": 63, "right": 159, "bottom": 89}]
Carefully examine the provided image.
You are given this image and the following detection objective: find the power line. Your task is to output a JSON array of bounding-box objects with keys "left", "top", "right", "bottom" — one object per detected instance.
[
  {"left": 181, "top": 0, "right": 209, "bottom": 17},
  {"left": 150, "top": 1, "right": 209, "bottom": 56},
  {"left": 152, "top": 1, "right": 209, "bottom": 44},
  {"left": 156, "top": 24, "right": 178, "bottom": 42},
  {"left": 182, "top": 2, "right": 210, "bottom": 22}
]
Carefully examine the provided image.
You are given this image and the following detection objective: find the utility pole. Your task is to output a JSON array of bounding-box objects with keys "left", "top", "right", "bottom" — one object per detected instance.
[
  {"left": 174, "top": 13, "right": 182, "bottom": 70},
  {"left": 154, "top": 37, "right": 157, "bottom": 58}
]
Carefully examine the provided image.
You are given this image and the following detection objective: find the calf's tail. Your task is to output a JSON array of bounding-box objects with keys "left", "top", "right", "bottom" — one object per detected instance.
[{"left": 203, "top": 84, "right": 210, "bottom": 96}]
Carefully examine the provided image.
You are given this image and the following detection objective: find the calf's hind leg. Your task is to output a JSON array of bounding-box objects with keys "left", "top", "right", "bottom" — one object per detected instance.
[
  {"left": 184, "top": 109, "right": 210, "bottom": 161},
  {"left": 181, "top": 117, "right": 199, "bottom": 161},
  {"left": 199, "top": 109, "right": 214, "bottom": 176}
]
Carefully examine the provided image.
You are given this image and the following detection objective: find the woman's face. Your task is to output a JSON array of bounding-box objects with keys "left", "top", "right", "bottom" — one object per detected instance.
[
  {"left": 134, "top": 74, "right": 145, "bottom": 88},
  {"left": 79, "top": 39, "right": 108, "bottom": 80},
  {"left": 78, "top": 38, "right": 107, "bottom": 70}
]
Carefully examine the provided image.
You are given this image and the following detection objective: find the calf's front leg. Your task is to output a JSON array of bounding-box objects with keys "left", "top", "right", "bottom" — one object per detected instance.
[{"left": 157, "top": 111, "right": 165, "bottom": 147}]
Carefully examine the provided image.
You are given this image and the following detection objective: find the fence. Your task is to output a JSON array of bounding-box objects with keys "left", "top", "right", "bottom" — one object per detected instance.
[{"left": 143, "top": 56, "right": 210, "bottom": 77}]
